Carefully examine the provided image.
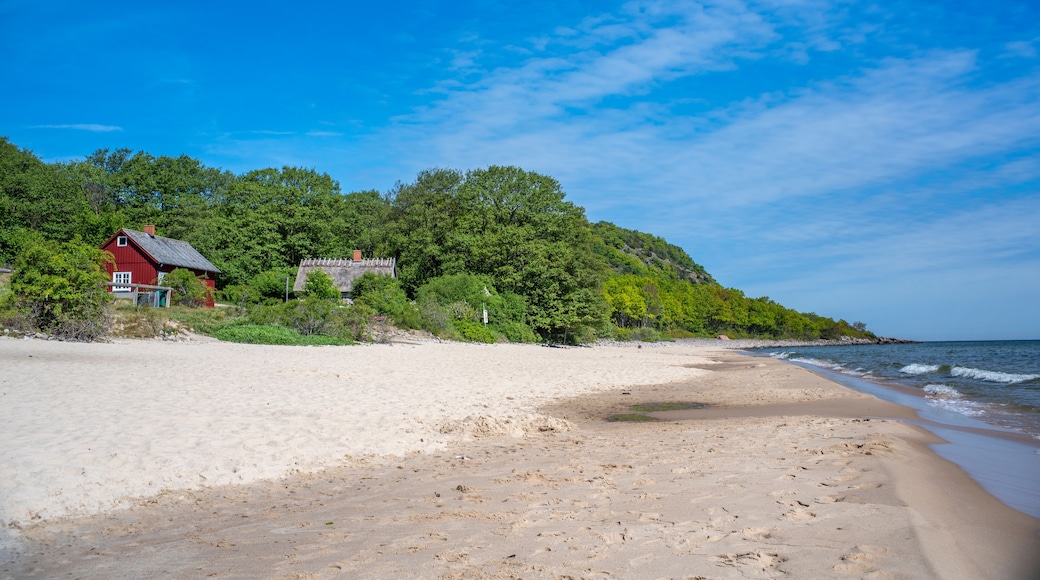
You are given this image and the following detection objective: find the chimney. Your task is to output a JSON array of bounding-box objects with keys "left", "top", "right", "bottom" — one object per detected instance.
[
  {"left": 143, "top": 225, "right": 156, "bottom": 236},
  {"left": 353, "top": 249, "right": 362, "bottom": 262}
]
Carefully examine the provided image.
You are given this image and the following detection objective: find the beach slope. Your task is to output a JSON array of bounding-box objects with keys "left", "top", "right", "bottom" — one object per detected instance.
[{"left": 2, "top": 338, "right": 1037, "bottom": 578}]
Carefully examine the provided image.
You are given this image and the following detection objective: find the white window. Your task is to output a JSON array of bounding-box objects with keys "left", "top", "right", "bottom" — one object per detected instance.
[
  {"left": 113, "top": 272, "right": 131, "bottom": 291},
  {"left": 116, "top": 235, "right": 128, "bottom": 247}
]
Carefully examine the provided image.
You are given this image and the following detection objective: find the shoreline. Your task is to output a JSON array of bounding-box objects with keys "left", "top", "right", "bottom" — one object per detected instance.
[{"left": 3, "top": 339, "right": 1038, "bottom": 578}]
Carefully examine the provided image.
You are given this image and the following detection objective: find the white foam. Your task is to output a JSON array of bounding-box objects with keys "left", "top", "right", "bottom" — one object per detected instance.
[
  {"left": 951, "top": 366, "right": 1039, "bottom": 384},
  {"left": 924, "top": 383, "right": 963, "bottom": 398},
  {"left": 769, "top": 352, "right": 792, "bottom": 360},
  {"left": 923, "top": 383, "right": 986, "bottom": 417},
  {"left": 900, "top": 363, "right": 940, "bottom": 375},
  {"left": 790, "top": 357, "right": 844, "bottom": 371}
]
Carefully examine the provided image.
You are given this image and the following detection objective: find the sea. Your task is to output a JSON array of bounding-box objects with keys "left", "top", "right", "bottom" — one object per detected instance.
[{"left": 755, "top": 340, "right": 1040, "bottom": 518}]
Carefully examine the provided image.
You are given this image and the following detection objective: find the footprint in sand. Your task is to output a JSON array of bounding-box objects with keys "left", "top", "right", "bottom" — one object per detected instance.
[
  {"left": 714, "top": 551, "right": 787, "bottom": 572},
  {"left": 741, "top": 527, "right": 774, "bottom": 540},
  {"left": 778, "top": 499, "right": 816, "bottom": 521},
  {"left": 814, "top": 494, "right": 847, "bottom": 504},
  {"left": 833, "top": 544, "right": 888, "bottom": 574}
]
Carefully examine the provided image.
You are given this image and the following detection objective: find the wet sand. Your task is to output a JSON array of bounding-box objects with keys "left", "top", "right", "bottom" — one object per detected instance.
[{"left": 2, "top": 340, "right": 1038, "bottom": 578}]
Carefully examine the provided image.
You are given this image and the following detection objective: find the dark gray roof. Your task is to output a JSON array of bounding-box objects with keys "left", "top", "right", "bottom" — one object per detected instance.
[
  {"left": 123, "top": 229, "right": 221, "bottom": 274},
  {"left": 294, "top": 258, "right": 396, "bottom": 294}
]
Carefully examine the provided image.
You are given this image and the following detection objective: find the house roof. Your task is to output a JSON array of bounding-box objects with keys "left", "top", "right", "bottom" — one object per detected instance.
[
  {"left": 293, "top": 257, "right": 396, "bottom": 294},
  {"left": 118, "top": 229, "right": 221, "bottom": 274}
]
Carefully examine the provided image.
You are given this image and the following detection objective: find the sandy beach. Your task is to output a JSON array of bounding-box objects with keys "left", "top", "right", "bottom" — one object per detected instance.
[{"left": 2, "top": 337, "right": 1038, "bottom": 579}]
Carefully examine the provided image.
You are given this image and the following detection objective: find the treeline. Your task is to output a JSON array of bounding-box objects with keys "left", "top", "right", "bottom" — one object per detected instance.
[{"left": 0, "top": 137, "right": 872, "bottom": 342}]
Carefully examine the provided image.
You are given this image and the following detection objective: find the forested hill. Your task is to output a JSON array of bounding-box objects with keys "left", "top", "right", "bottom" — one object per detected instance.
[
  {"left": 0, "top": 137, "right": 874, "bottom": 342},
  {"left": 592, "top": 221, "right": 714, "bottom": 285}
]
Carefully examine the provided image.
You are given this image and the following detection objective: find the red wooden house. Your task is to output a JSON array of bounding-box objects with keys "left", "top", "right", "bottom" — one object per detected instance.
[{"left": 100, "top": 225, "right": 221, "bottom": 307}]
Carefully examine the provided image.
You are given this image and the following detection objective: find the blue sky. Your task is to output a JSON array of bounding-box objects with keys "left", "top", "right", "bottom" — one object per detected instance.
[{"left": 3, "top": 0, "right": 1039, "bottom": 341}]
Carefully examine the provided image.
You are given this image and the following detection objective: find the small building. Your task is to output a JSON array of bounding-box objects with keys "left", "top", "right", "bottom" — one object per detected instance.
[
  {"left": 294, "top": 250, "right": 396, "bottom": 299},
  {"left": 100, "top": 225, "right": 221, "bottom": 307}
]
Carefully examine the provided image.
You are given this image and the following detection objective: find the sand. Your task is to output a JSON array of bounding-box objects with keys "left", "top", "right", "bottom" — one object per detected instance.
[{"left": 1, "top": 337, "right": 1038, "bottom": 578}]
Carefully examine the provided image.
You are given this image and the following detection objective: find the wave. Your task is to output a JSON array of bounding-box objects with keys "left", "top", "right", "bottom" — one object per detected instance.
[
  {"left": 923, "top": 383, "right": 986, "bottom": 417},
  {"left": 789, "top": 357, "right": 845, "bottom": 371},
  {"left": 951, "top": 366, "right": 1039, "bottom": 384},
  {"left": 769, "top": 352, "right": 792, "bottom": 360},
  {"left": 900, "top": 363, "right": 940, "bottom": 375}
]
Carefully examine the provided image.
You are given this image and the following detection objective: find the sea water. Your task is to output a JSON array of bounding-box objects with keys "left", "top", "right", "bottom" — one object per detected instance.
[{"left": 759, "top": 340, "right": 1040, "bottom": 518}]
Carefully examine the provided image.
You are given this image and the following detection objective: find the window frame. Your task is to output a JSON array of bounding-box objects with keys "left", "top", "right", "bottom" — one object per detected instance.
[
  {"left": 116, "top": 235, "right": 128, "bottom": 247},
  {"left": 113, "top": 271, "right": 131, "bottom": 291}
]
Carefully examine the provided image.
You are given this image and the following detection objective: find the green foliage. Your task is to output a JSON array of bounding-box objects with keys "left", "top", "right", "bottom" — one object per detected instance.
[
  {"left": 213, "top": 323, "right": 353, "bottom": 346},
  {"left": 415, "top": 273, "right": 538, "bottom": 342},
  {"left": 247, "top": 297, "right": 369, "bottom": 342},
  {"left": 4, "top": 237, "right": 113, "bottom": 340},
  {"left": 0, "top": 136, "right": 877, "bottom": 343},
  {"left": 163, "top": 304, "right": 237, "bottom": 335},
  {"left": 303, "top": 268, "right": 340, "bottom": 301},
  {"left": 351, "top": 272, "right": 422, "bottom": 328},
  {"left": 453, "top": 319, "right": 498, "bottom": 343},
  {"left": 591, "top": 221, "right": 714, "bottom": 284},
  {"left": 251, "top": 269, "right": 295, "bottom": 302},
  {"left": 220, "top": 268, "right": 295, "bottom": 306},
  {"left": 163, "top": 268, "right": 212, "bottom": 307}
]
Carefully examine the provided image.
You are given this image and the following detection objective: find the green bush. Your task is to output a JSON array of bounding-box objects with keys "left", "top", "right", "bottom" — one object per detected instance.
[
  {"left": 497, "top": 320, "right": 538, "bottom": 343},
  {"left": 246, "top": 298, "right": 370, "bottom": 342},
  {"left": 4, "top": 237, "right": 113, "bottom": 340},
  {"left": 213, "top": 323, "right": 352, "bottom": 346},
  {"left": 303, "top": 269, "right": 340, "bottom": 301},
  {"left": 454, "top": 319, "right": 498, "bottom": 343},
  {"left": 219, "top": 283, "right": 260, "bottom": 306},
  {"left": 352, "top": 272, "right": 422, "bottom": 328},
  {"left": 415, "top": 273, "right": 537, "bottom": 341},
  {"left": 250, "top": 269, "right": 295, "bottom": 303},
  {"left": 613, "top": 326, "right": 663, "bottom": 342},
  {"left": 164, "top": 268, "right": 212, "bottom": 307}
]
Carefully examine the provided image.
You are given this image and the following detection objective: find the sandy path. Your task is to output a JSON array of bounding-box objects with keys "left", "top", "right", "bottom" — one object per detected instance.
[{"left": 2, "top": 339, "right": 1039, "bottom": 578}]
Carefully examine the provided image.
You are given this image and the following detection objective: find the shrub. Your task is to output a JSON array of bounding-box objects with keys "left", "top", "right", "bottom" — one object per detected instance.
[
  {"left": 219, "top": 283, "right": 260, "bottom": 306},
  {"left": 246, "top": 298, "right": 370, "bottom": 342},
  {"left": 213, "top": 323, "right": 352, "bottom": 346},
  {"left": 4, "top": 238, "right": 113, "bottom": 340},
  {"left": 454, "top": 319, "right": 498, "bottom": 343},
  {"left": 251, "top": 269, "right": 296, "bottom": 303},
  {"left": 164, "top": 268, "right": 212, "bottom": 307},
  {"left": 352, "top": 272, "right": 422, "bottom": 328},
  {"left": 416, "top": 273, "right": 537, "bottom": 342},
  {"left": 497, "top": 320, "right": 539, "bottom": 343},
  {"left": 303, "top": 268, "right": 340, "bottom": 301}
]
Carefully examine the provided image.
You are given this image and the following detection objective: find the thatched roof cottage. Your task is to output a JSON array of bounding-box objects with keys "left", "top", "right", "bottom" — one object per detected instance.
[{"left": 293, "top": 250, "right": 396, "bottom": 299}]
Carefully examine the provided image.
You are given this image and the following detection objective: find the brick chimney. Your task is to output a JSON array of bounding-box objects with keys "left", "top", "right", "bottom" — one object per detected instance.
[
  {"left": 143, "top": 225, "right": 156, "bottom": 236},
  {"left": 353, "top": 249, "right": 362, "bottom": 262}
]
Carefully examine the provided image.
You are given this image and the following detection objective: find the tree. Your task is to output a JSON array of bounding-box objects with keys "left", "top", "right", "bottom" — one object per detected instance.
[
  {"left": 4, "top": 237, "right": 114, "bottom": 340},
  {"left": 303, "top": 268, "right": 340, "bottom": 301},
  {"left": 164, "top": 268, "right": 212, "bottom": 307}
]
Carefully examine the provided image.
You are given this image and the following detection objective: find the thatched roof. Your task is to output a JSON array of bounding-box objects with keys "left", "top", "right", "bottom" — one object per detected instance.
[{"left": 293, "top": 257, "right": 396, "bottom": 295}]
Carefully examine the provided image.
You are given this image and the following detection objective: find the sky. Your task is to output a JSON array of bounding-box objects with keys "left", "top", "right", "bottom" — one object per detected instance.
[{"left": 2, "top": 0, "right": 1039, "bottom": 341}]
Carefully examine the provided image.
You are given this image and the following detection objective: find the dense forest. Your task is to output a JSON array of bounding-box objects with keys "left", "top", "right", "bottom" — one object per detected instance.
[{"left": 0, "top": 136, "right": 873, "bottom": 343}]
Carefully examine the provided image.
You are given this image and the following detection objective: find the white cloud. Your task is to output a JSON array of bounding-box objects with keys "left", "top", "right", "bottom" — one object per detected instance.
[
  {"left": 33, "top": 123, "right": 123, "bottom": 132},
  {"left": 351, "top": 0, "right": 1040, "bottom": 340}
]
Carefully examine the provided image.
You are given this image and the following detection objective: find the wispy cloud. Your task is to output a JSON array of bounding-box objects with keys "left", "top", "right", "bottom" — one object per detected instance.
[
  {"left": 33, "top": 123, "right": 123, "bottom": 132},
  {"left": 359, "top": 0, "right": 1040, "bottom": 338}
]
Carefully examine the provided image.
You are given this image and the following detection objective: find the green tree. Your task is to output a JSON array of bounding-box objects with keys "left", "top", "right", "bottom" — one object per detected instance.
[
  {"left": 4, "top": 237, "right": 113, "bottom": 340},
  {"left": 164, "top": 268, "right": 212, "bottom": 307},
  {"left": 303, "top": 268, "right": 340, "bottom": 301}
]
